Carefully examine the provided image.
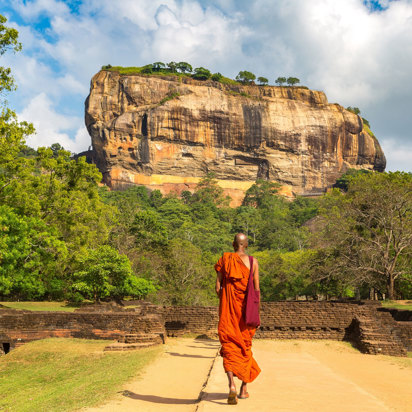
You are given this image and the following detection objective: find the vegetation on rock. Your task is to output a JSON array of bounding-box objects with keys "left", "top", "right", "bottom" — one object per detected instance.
[{"left": 101, "top": 61, "right": 304, "bottom": 89}]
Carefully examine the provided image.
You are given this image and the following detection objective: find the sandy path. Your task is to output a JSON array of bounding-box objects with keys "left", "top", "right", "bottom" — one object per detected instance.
[
  {"left": 85, "top": 338, "right": 219, "bottom": 412},
  {"left": 85, "top": 339, "right": 412, "bottom": 412},
  {"left": 198, "top": 340, "right": 412, "bottom": 412}
]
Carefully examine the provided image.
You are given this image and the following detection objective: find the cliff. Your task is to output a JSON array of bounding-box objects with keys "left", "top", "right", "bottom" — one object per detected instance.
[{"left": 85, "top": 70, "right": 386, "bottom": 204}]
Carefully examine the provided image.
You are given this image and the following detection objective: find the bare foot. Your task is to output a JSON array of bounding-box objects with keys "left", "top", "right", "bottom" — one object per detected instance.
[{"left": 239, "top": 382, "right": 249, "bottom": 398}]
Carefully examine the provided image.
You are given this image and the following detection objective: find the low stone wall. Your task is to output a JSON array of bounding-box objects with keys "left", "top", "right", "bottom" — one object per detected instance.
[
  {"left": 378, "top": 307, "right": 412, "bottom": 321},
  {"left": 1, "top": 301, "right": 411, "bottom": 357},
  {"left": 396, "top": 323, "right": 412, "bottom": 351},
  {"left": 159, "top": 301, "right": 411, "bottom": 356},
  {"left": 0, "top": 311, "right": 164, "bottom": 351},
  {"left": 161, "top": 306, "right": 218, "bottom": 337},
  {"left": 161, "top": 301, "right": 377, "bottom": 340}
]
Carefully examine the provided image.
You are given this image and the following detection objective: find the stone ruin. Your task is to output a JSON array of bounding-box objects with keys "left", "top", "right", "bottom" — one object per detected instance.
[{"left": 0, "top": 301, "right": 411, "bottom": 356}]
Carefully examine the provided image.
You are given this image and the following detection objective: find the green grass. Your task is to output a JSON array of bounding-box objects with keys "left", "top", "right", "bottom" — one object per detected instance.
[
  {"left": 0, "top": 338, "right": 162, "bottom": 412},
  {"left": 381, "top": 300, "right": 412, "bottom": 311},
  {"left": 105, "top": 66, "right": 188, "bottom": 78},
  {"left": 159, "top": 91, "right": 181, "bottom": 105},
  {"left": 1, "top": 301, "right": 79, "bottom": 312},
  {"left": 363, "top": 123, "right": 375, "bottom": 138},
  {"left": 102, "top": 66, "right": 286, "bottom": 87},
  {"left": 219, "top": 75, "right": 238, "bottom": 85}
]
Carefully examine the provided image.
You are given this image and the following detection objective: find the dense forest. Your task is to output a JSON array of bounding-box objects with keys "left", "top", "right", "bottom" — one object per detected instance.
[{"left": 1, "top": 16, "right": 411, "bottom": 305}]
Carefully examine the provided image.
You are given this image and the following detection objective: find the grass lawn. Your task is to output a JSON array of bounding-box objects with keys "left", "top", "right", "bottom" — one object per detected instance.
[
  {"left": 0, "top": 301, "right": 79, "bottom": 312},
  {"left": 0, "top": 338, "right": 162, "bottom": 412},
  {"left": 380, "top": 300, "right": 412, "bottom": 311}
]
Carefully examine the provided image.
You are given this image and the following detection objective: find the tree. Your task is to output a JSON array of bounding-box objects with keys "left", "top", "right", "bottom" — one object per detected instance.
[
  {"left": 19, "top": 145, "right": 37, "bottom": 158},
  {"left": 50, "top": 142, "right": 65, "bottom": 157},
  {"left": 289, "top": 197, "right": 319, "bottom": 226},
  {"left": 154, "top": 239, "right": 210, "bottom": 305},
  {"left": 167, "top": 61, "right": 177, "bottom": 72},
  {"left": 275, "top": 77, "right": 286, "bottom": 86},
  {"left": 333, "top": 168, "right": 371, "bottom": 192},
  {"left": 286, "top": 77, "right": 300, "bottom": 86},
  {"left": 257, "top": 76, "right": 268, "bottom": 86},
  {"left": 152, "top": 62, "right": 166, "bottom": 71},
  {"left": 141, "top": 64, "right": 153, "bottom": 74},
  {"left": 191, "top": 173, "right": 230, "bottom": 207},
  {"left": 233, "top": 206, "right": 261, "bottom": 243},
  {"left": 130, "top": 209, "right": 168, "bottom": 249},
  {"left": 0, "top": 205, "right": 67, "bottom": 299},
  {"left": 317, "top": 172, "right": 412, "bottom": 299},
  {"left": 211, "top": 72, "right": 223, "bottom": 81},
  {"left": 257, "top": 249, "right": 316, "bottom": 301},
  {"left": 176, "top": 62, "right": 192, "bottom": 73},
  {"left": 346, "top": 106, "right": 361, "bottom": 115},
  {"left": 192, "top": 67, "right": 212, "bottom": 80},
  {"left": 0, "top": 15, "right": 21, "bottom": 95},
  {"left": 71, "top": 245, "right": 154, "bottom": 302},
  {"left": 242, "top": 179, "right": 280, "bottom": 209},
  {"left": 236, "top": 70, "right": 256, "bottom": 84}
]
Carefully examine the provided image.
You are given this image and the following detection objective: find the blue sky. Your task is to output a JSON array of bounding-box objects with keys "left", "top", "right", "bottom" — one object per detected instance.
[{"left": 1, "top": 0, "right": 411, "bottom": 172}]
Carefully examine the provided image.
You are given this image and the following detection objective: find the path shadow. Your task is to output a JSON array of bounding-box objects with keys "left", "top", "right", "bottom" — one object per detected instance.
[
  {"left": 166, "top": 351, "right": 215, "bottom": 359},
  {"left": 187, "top": 345, "right": 219, "bottom": 350},
  {"left": 122, "top": 391, "right": 199, "bottom": 405},
  {"left": 193, "top": 340, "right": 220, "bottom": 345},
  {"left": 200, "top": 392, "right": 228, "bottom": 405}
]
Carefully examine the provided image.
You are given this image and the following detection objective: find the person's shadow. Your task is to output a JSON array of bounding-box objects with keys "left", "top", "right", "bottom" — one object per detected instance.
[
  {"left": 166, "top": 351, "right": 215, "bottom": 359},
  {"left": 122, "top": 390, "right": 227, "bottom": 405}
]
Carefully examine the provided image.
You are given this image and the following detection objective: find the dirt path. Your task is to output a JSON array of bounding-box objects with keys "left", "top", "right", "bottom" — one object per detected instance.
[
  {"left": 85, "top": 339, "right": 412, "bottom": 412},
  {"left": 199, "top": 340, "right": 412, "bottom": 412},
  {"left": 84, "top": 338, "right": 219, "bottom": 412}
]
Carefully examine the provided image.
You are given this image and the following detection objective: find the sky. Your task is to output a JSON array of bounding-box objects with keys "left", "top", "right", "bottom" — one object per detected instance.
[{"left": 1, "top": 0, "right": 411, "bottom": 172}]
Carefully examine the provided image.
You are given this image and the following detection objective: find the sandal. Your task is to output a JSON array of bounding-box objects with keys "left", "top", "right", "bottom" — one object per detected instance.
[
  {"left": 228, "top": 390, "right": 238, "bottom": 405},
  {"left": 238, "top": 392, "right": 249, "bottom": 399}
]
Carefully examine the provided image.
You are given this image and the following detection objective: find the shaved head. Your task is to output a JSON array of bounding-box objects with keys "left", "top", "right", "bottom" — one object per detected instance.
[{"left": 233, "top": 233, "right": 248, "bottom": 251}]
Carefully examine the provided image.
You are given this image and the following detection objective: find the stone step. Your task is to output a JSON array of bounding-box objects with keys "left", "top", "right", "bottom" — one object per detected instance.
[
  {"left": 125, "top": 335, "right": 161, "bottom": 344},
  {"left": 104, "top": 342, "right": 159, "bottom": 351},
  {"left": 360, "top": 340, "right": 407, "bottom": 356}
]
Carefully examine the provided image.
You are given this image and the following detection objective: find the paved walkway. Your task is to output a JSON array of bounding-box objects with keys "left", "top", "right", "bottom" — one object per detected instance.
[
  {"left": 85, "top": 338, "right": 220, "bottom": 412},
  {"left": 86, "top": 339, "right": 412, "bottom": 412}
]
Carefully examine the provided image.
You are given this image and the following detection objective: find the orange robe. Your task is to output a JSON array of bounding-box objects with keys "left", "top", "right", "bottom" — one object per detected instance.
[{"left": 214, "top": 252, "right": 261, "bottom": 383}]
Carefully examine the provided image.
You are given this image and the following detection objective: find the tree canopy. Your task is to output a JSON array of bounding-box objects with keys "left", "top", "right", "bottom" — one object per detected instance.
[
  {"left": 236, "top": 70, "right": 256, "bottom": 84},
  {"left": 315, "top": 172, "right": 412, "bottom": 299}
]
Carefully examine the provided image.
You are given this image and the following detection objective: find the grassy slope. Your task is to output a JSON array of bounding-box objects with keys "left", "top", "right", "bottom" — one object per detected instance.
[
  {"left": 381, "top": 300, "right": 412, "bottom": 311},
  {"left": 0, "top": 338, "right": 162, "bottom": 412},
  {"left": 105, "top": 66, "right": 257, "bottom": 86}
]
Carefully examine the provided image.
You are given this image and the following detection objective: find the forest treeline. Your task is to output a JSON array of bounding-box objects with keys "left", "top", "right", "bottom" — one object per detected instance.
[
  {"left": 2, "top": 146, "right": 412, "bottom": 304},
  {"left": 1, "top": 15, "right": 411, "bottom": 305}
]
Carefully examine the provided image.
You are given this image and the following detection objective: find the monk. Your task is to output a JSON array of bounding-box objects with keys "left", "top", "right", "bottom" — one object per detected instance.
[{"left": 214, "top": 233, "right": 261, "bottom": 405}]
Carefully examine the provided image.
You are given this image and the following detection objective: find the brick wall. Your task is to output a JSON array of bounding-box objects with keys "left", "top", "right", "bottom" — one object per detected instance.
[
  {"left": 159, "top": 301, "right": 411, "bottom": 356},
  {"left": 1, "top": 301, "right": 411, "bottom": 357},
  {"left": 0, "top": 311, "right": 164, "bottom": 350}
]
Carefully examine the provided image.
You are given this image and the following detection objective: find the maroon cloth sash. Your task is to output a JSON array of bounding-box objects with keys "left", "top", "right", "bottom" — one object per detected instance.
[{"left": 244, "top": 255, "right": 261, "bottom": 327}]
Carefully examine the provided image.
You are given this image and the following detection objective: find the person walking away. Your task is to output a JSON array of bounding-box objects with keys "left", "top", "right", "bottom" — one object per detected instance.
[{"left": 214, "top": 233, "right": 261, "bottom": 405}]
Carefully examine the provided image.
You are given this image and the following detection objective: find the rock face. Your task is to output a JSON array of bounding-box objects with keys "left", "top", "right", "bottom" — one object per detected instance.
[{"left": 85, "top": 71, "right": 386, "bottom": 204}]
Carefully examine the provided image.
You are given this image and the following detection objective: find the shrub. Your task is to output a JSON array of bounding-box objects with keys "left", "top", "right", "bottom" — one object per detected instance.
[
  {"left": 192, "top": 67, "right": 212, "bottom": 80},
  {"left": 235, "top": 70, "right": 256, "bottom": 84},
  {"left": 211, "top": 72, "right": 223, "bottom": 81}
]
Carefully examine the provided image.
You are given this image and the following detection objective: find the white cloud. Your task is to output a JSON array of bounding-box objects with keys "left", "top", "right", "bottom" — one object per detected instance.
[
  {"left": 11, "top": 0, "right": 69, "bottom": 20},
  {"left": 19, "top": 93, "right": 90, "bottom": 153},
  {"left": 381, "top": 138, "right": 412, "bottom": 172}
]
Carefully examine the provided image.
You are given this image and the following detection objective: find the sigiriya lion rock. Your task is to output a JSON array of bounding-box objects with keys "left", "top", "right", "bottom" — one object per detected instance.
[{"left": 84, "top": 70, "right": 386, "bottom": 205}]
